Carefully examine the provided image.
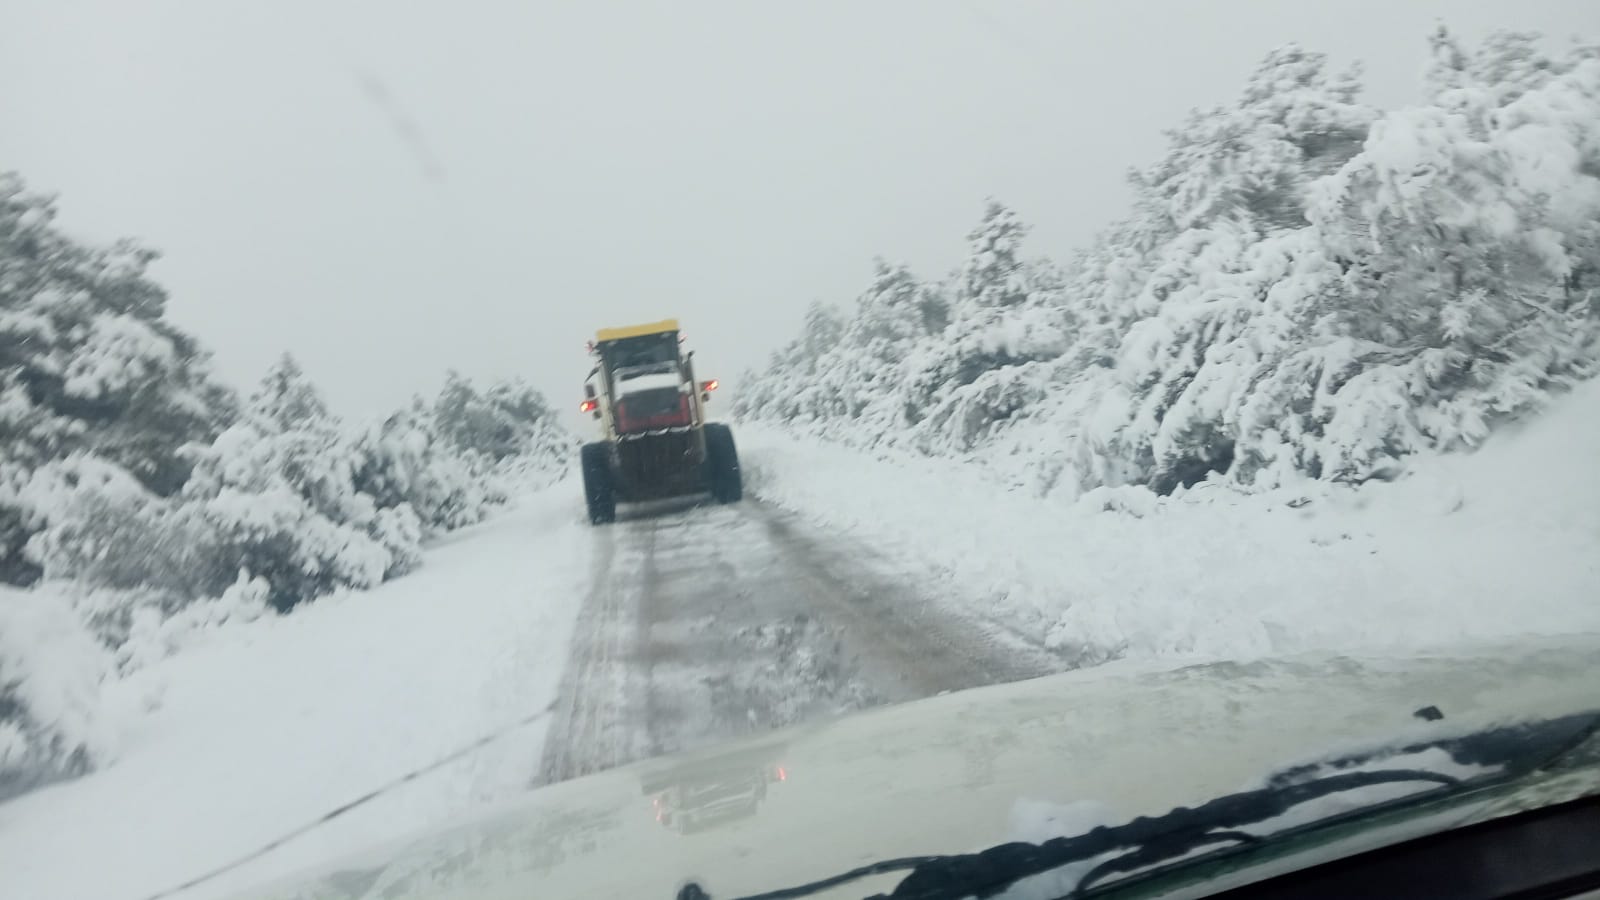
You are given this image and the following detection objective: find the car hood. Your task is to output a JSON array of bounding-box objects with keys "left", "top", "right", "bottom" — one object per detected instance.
[{"left": 243, "top": 636, "right": 1600, "bottom": 900}]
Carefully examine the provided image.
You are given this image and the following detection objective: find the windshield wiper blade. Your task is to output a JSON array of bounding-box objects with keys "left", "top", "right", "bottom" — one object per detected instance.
[
  {"left": 675, "top": 769, "right": 1455, "bottom": 900},
  {"left": 676, "top": 857, "right": 945, "bottom": 900},
  {"left": 871, "top": 768, "right": 1458, "bottom": 900},
  {"left": 683, "top": 710, "right": 1600, "bottom": 900}
]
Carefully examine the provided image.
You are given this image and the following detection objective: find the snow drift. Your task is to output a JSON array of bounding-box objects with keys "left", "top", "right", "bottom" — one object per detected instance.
[{"left": 741, "top": 372, "right": 1600, "bottom": 666}]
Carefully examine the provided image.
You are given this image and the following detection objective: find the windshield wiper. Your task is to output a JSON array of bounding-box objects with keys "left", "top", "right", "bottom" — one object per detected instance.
[
  {"left": 678, "top": 710, "right": 1600, "bottom": 900},
  {"left": 873, "top": 768, "right": 1456, "bottom": 900},
  {"left": 677, "top": 768, "right": 1454, "bottom": 900}
]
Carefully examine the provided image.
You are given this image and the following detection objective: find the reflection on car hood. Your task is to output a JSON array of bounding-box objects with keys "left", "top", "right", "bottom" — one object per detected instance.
[{"left": 242, "top": 636, "right": 1600, "bottom": 900}]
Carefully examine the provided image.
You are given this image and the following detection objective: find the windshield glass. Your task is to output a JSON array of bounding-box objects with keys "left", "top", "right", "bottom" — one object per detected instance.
[
  {"left": 2, "top": 4, "right": 1597, "bottom": 900},
  {"left": 616, "top": 365, "right": 684, "bottom": 395}
]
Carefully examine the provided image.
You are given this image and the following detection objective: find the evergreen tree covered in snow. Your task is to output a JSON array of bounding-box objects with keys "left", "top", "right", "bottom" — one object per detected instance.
[
  {"left": 179, "top": 357, "right": 419, "bottom": 612},
  {"left": 738, "top": 31, "right": 1600, "bottom": 497},
  {"left": 902, "top": 202, "right": 1072, "bottom": 449},
  {"left": 0, "top": 174, "right": 238, "bottom": 584},
  {"left": 1277, "top": 30, "right": 1600, "bottom": 482},
  {"left": 352, "top": 397, "right": 494, "bottom": 533},
  {"left": 1, "top": 174, "right": 574, "bottom": 792},
  {"left": 481, "top": 377, "right": 573, "bottom": 475},
  {"left": 25, "top": 361, "right": 571, "bottom": 620},
  {"left": 1065, "top": 44, "right": 1377, "bottom": 492},
  {"left": 434, "top": 371, "right": 570, "bottom": 466},
  {"left": 247, "top": 353, "right": 330, "bottom": 434},
  {"left": 735, "top": 281, "right": 921, "bottom": 431}
]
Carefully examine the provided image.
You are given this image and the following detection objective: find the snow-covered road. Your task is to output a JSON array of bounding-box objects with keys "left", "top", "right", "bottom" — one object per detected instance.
[{"left": 536, "top": 497, "right": 1067, "bottom": 785}]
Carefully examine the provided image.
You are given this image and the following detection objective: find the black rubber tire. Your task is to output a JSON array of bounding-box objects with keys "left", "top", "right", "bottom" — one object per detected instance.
[
  {"left": 580, "top": 441, "right": 616, "bottom": 525},
  {"left": 703, "top": 423, "right": 743, "bottom": 504}
]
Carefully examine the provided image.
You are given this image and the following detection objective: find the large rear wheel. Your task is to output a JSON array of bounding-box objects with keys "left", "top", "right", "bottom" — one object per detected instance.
[
  {"left": 703, "top": 423, "right": 742, "bottom": 504},
  {"left": 580, "top": 442, "right": 616, "bottom": 525}
]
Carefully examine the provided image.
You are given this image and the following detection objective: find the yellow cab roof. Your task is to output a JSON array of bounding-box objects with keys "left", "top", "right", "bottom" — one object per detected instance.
[{"left": 595, "top": 319, "right": 679, "bottom": 343}]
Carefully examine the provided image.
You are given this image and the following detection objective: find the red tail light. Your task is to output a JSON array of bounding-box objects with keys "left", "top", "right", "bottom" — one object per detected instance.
[
  {"left": 701, "top": 379, "right": 719, "bottom": 392},
  {"left": 775, "top": 765, "right": 787, "bottom": 782},
  {"left": 579, "top": 398, "right": 598, "bottom": 413}
]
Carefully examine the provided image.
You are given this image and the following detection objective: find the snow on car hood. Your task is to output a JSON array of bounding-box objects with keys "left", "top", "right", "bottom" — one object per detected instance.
[{"left": 240, "top": 636, "right": 1600, "bottom": 900}]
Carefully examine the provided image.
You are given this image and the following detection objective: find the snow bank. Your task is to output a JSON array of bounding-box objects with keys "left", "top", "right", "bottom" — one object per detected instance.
[
  {"left": 0, "top": 484, "right": 590, "bottom": 900},
  {"left": 739, "top": 376, "right": 1600, "bottom": 665},
  {"left": 0, "top": 585, "right": 118, "bottom": 797}
]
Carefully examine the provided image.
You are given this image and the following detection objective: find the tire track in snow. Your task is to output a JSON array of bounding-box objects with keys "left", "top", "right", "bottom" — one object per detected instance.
[
  {"left": 535, "top": 498, "right": 1065, "bottom": 787},
  {"left": 746, "top": 503, "right": 1061, "bottom": 699},
  {"left": 534, "top": 518, "right": 650, "bottom": 785}
]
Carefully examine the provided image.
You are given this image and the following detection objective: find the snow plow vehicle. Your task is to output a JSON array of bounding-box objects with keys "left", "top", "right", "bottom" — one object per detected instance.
[{"left": 578, "top": 319, "right": 741, "bottom": 524}]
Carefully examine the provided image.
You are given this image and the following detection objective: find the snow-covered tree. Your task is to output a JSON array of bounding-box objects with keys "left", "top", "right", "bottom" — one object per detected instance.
[
  {"left": 247, "top": 353, "right": 330, "bottom": 434},
  {"left": 835, "top": 261, "right": 934, "bottom": 425},
  {"left": 20, "top": 455, "right": 222, "bottom": 614},
  {"left": 735, "top": 269, "right": 935, "bottom": 432},
  {"left": 958, "top": 201, "right": 1032, "bottom": 309},
  {"left": 482, "top": 378, "right": 572, "bottom": 474},
  {"left": 0, "top": 174, "right": 237, "bottom": 584},
  {"left": 434, "top": 372, "right": 561, "bottom": 462},
  {"left": 352, "top": 398, "right": 493, "bottom": 533},
  {"left": 0, "top": 174, "right": 577, "bottom": 797},
  {"left": 737, "top": 30, "right": 1600, "bottom": 498},
  {"left": 1284, "top": 38, "right": 1600, "bottom": 479},
  {"left": 795, "top": 302, "right": 846, "bottom": 373},
  {"left": 430, "top": 371, "right": 571, "bottom": 494},
  {"left": 175, "top": 361, "right": 419, "bottom": 611},
  {"left": 899, "top": 202, "right": 1070, "bottom": 445}
]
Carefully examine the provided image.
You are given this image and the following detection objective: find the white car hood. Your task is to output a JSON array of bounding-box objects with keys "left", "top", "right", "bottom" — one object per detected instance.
[{"left": 245, "top": 636, "right": 1600, "bottom": 900}]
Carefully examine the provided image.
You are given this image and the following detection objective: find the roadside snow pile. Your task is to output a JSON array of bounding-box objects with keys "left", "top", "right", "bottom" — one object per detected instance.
[
  {"left": 739, "top": 374, "right": 1600, "bottom": 665},
  {"left": 0, "top": 586, "right": 117, "bottom": 799},
  {"left": 0, "top": 485, "right": 589, "bottom": 900}
]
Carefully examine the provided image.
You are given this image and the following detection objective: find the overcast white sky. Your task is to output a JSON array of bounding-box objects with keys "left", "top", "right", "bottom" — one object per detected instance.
[{"left": 3, "top": 1, "right": 1595, "bottom": 422}]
